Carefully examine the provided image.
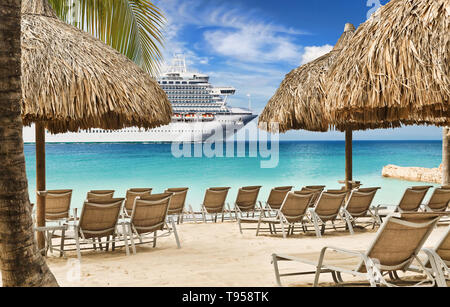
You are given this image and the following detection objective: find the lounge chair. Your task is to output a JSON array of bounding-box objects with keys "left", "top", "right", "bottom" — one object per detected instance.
[
  {"left": 422, "top": 187, "right": 450, "bottom": 212},
  {"left": 68, "top": 198, "right": 126, "bottom": 260},
  {"left": 392, "top": 186, "right": 433, "bottom": 213},
  {"left": 124, "top": 188, "right": 153, "bottom": 216},
  {"left": 165, "top": 188, "right": 189, "bottom": 223},
  {"left": 272, "top": 213, "right": 442, "bottom": 287},
  {"left": 201, "top": 187, "right": 231, "bottom": 223},
  {"left": 306, "top": 191, "right": 347, "bottom": 237},
  {"left": 235, "top": 186, "right": 262, "bottom": 233},
  {"left": 300, "top": 186, "right": 325, "bottom": 207},
  {"left": 341, "top": 187, "right": 381, "bottom": 233},
  {"left": 86, "top": 190, "right": 115, "bottom": 200},
  {"left": 124, "top": 193, "right": 180, "bottom": 253},
  {"left": 422, "top": 226, "right": 450, "bottom": 287},
  {"left": 35, "top": 189, "right": 72, "bottom": 256},
  {"left": 262, "top": 186, "right": 293, "bottom": 211},
  {"left": 256, "top": 191, "right": 314, "bottom": 238}
]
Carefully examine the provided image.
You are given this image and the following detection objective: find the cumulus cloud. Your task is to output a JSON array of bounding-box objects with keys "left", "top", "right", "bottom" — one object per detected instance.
[{"left": 300, "top": 45, "right": 333, "bottom": 64}]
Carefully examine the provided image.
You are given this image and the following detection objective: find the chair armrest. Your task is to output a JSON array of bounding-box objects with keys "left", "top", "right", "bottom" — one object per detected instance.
[{"left": 36, "top": 191, "right": 48, "bottom": 196}]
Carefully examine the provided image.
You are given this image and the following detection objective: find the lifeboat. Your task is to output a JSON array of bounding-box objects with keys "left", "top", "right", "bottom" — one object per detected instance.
[
  {"left": 184, "top": 113, "right": 197, "bottom": 121},
  {"left": 201, "top": 113, "right": 215, "bottom": 121}
]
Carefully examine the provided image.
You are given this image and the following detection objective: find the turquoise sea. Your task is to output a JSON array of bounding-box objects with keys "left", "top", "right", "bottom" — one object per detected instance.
[{"left": 24, "top": 141, "right": 442, "bottom": 211}]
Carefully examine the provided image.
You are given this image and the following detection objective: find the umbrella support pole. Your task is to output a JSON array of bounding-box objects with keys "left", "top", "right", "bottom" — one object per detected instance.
[
  {"left": 345, "top": 129, "right": 353, "bottom": 191},
  {"left": 35, "top": 123, "right": 46, "bottom": 251},
  {"left": 443, "top": 127, "right": 450, "bottom": 185}
]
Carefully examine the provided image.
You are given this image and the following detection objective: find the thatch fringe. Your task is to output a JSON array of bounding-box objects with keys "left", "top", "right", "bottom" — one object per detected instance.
[
  {"left": 258, "top": 24, "right": 355, "bottom": 133},
  {"left": 325, "top": 0, "right": 449, "bottom": 128},
  {"left": 21, "top": 0, "right": 172, "bottom": 134}
]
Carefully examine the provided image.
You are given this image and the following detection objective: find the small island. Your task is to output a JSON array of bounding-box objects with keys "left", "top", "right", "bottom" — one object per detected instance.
[{"left": 382, "top": 164, "right": 442, "bottom": 184}]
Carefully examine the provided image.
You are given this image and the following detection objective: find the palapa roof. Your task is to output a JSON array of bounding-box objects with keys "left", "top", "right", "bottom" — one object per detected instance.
[
  {"left": 325, "top": 0, "right": 450, "bottom": 129},
  {"left": 21, "top": 0, "right": 172, "bottom": 134},
  {"left": 258, "top": 24, "right": 357, "bottom": 133}
]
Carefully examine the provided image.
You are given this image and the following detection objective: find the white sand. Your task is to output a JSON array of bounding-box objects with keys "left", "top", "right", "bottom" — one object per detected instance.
[{"left": 37, "top": 222, "right": 448, "bottom": 287}]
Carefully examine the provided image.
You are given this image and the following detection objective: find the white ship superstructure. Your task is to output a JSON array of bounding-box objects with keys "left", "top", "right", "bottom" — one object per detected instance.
[{"left": 23, "top": 55, "right": 257, "bottom": 143}]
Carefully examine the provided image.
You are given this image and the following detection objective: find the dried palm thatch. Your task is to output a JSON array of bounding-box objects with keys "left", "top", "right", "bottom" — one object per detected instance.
[
  {"left": 325, "top": 0, "right": 449, "bottom": 129},
  {"left": 21, "top": 0, "right": 172, "bottom": 134},
  {"left": 258, "top": 24, "right": 356, "bottom": 133}
]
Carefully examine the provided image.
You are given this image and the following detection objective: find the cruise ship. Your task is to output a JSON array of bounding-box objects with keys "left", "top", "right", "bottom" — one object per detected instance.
[{"left": 22, "top": 56, "right": 257, "bottom": 143}]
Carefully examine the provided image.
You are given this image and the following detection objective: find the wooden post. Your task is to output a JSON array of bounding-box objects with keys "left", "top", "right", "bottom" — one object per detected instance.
[
  {"left": 35, "top": 123, "right": 46, "bottom": 250},
  {"left": 345, "top": 129, "right": 353, "bottom": 191},
  {"left": 443, "top": 127, "right": 450, "bottom": 185}
]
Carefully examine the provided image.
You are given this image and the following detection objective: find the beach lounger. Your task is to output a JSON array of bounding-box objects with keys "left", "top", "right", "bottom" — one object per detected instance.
[
  {"left": 201, "top": 187, "right": 231, "bottom": 223},
  {"left": 86, "top": 190, "right": 115, "bottom": 200},
  {"left": 422, "top": 187, "right": 450, "bottom": 212},
  {"left": 124, "top": 188, "right": 153, "bottom": 216},
  {"left": 68, "top": 198, "right": 126, "bottom": 260},
  {"left": 124, "top": 193, "right": 180, "bottom": 253},
  {"left": 341, "top": 187, "right": 381, "bottom": 233},
  {"left": 306, "top": 191, "right": 347, "bottom": 237},
  {"left": 272, "top": 213, "right": 442, "bottom": 287},
  {"left": 235, "top": 186, "right": 262, "bottom": 233},
  {"left": 35, "top": 189, "right": 73, "bottom": 256},
  {"left": 300, "top": 186, "right": 325, "bottom": 207},
  {"left": 262, "top": 186, "right": 293, "bottom": 211},
  {"left": 165, "top": 188, "right": 189, "bottom": 224},
  {"left": 392, "top": 186, "right": 433, "bottom": 213},
  {"left": 422, "top": 226, "right": 450, "bottom": 287},
  {"left": 256, "top": 191, "right": 314, "bottom": 238}
]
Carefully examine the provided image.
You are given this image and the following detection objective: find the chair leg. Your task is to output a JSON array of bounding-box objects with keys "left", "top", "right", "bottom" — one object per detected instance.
[
  {"left": 60, "top": 228, "right": 66, "bottom": 257},
  {"left": 312, "top": 214, "right": 322, "bottom": 238},
  {"left": 75, "top": 231, "right": 81, "bottom": 261},
  {"left": 112, "top": 235, "right": 116, "bottom": 251},
  {"left": 256, "top": 219, "right": 262, "bottom": 236},
  {"left": 280, "top": 222, "right": 286, "bottom": 239},
  {"left": 121, "top": 223, "right": 130, "bottom": 256},
  {"left": 128, "top": 225, "right": 136, "bottom": 255},
  {"left": 238, "top": 218, "right": 243, "bottom": 234},
  {"left": 171, "top": 218, "right": 181, "bottom": 249},
  {"left": 345, "top": 214, "right": 354, "bottom": 235},
  {"left": 153, "top": 231, "right": 157, "bottom": 248},
  {"left": 272, "top": 254, "right": 283, "bottom": 287}
]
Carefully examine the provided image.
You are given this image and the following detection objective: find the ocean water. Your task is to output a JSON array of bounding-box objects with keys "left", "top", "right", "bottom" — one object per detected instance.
[{"left": 23, "top": 141, "right": 442, "bottom": 211}]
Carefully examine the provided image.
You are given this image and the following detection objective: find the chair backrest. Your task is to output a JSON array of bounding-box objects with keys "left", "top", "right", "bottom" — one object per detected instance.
[
  {"left": 279, "top": 192, "right": 314, "bottom": 223},
  {"left": 87, "top": 190, "right": 115, "bottom": 201},
  {"left": 313, "top": 191, "right": 347, "bottom": 221},
  {"left": 124, "top": 188, "right": 153, "bottom": 214},
  {"left": 79, "top": 198, "right": 124, "bottom": 239},
  {"left": 435, "top": 226, "right": 450, "bottom": 265},
  {"left": 203, "top": 187, "right": 231, "bottom": 213},
  {"left": 396, "top": 186, "right": 432, "bottom": 213},
  {"left": 130, "top": 193, "right": 172, "bottom": 234},
  {"left": 357, "top": 213, "right": 441, "bottom": 273},
  {"left": 235, "top": 186, "right": 262, "bottom": 212},
  {"left": 165, "top": 188, "right": 188, "bottom": 214},
  {"left": 301, "top": 186, "right": 325, "bottom": 207},
  {"left": 426, "top": 188, "right": 450, "bottom": 212},
  {"left": 266, "top": 186, "right": 293, "bottom": 210},
  {"left": 345, "top": 187, "right": 380, "bottom": 216},
  {"left": 42, "top": 189, "right": 72, "bottom": 220}
]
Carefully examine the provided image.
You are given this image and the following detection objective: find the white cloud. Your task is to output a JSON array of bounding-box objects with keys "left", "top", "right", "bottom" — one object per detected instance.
[{"left": 300, "top": 45, "right": 333, "bottom": 64}]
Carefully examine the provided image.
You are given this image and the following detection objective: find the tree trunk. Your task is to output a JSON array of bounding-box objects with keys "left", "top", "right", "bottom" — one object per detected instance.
[
  {"left": 443, "top": 127, "right": 450, "bottom": 185},
  {"left": 0, "top": 0, "right": 58, "bottom": 287}
]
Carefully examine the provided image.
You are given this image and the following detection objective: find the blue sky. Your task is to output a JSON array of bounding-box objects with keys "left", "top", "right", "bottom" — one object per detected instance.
[{"left": 152, "top": 0, "right": 442, "bottom": 141}]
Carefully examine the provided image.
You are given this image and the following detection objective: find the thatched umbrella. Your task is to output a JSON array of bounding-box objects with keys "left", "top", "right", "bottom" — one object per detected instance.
[
  {"left": 22, "top": 0, "right": 172, "bottom": 248},
  {"left": 259, "top": 23, "right": 362, "bottom": 190},
  {"left": 325, "top": 0, "right": 449, "bottom": 182}
]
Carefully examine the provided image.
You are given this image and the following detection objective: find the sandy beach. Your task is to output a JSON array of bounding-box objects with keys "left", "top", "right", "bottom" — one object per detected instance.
[{"left": 28, "top": 221, "right": 448, "bottom": 287}]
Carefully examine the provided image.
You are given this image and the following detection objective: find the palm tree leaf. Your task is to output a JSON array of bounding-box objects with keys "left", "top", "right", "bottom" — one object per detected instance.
[{"left": 47, "top": 0, "right": 166, "bottom": 76}]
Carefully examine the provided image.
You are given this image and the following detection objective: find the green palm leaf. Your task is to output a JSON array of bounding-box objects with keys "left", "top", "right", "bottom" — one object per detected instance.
[{"left": 48, "top": 0, "right": 166, "bottom": 76}]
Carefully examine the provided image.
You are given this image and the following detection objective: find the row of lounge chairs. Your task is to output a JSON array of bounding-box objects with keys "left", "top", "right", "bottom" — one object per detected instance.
[
  {"left": 272, "top": 213, "right": 450, "bottom": 287},
  {"left": 35, "top": 189, "right": 185, "bottom": 260}
]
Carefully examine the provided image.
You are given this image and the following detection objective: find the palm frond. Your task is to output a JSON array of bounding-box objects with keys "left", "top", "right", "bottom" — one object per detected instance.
[{"left": 47, "top": 0, "right": 166, "bottom": 76}]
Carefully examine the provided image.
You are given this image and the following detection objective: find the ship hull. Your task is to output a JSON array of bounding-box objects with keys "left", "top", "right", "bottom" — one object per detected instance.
[{"left": 22, "top": 114, "right": 257, "bottom": 143}]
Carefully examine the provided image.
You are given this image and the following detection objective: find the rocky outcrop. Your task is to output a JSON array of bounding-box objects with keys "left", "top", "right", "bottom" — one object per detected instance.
[{"left": 382, "top": 164, "right": 442, "bottom": 184}]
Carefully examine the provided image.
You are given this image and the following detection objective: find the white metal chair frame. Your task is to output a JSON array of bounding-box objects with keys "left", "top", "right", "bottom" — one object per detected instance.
[{"left": 421, "top": 226, "right": 450, "bottom": 287}]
